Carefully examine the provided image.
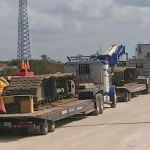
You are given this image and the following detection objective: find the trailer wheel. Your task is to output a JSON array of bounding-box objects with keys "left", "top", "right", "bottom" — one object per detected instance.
[
  {"left": 124, "top": 97, "right": 128, "bottom": 102},
  {"left": 20, "top": 128, "right": 29, "bottom": 135},
  {"left": 40, "top": 120, "right": 48, "bottom": 135},
  {"left": 93, "top": 94, "right": 104, "bottom": 115},
  {"left": 48, "top": 121, "right": 55, "bottom": 132},
  {"left": 128, "top": 92, "right": 131, "bottom": 101},
  {"left": 123, "top": 92, "right": 128, "bottom": 102}
]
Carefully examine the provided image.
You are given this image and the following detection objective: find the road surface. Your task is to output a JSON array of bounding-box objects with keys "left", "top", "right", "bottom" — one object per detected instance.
[{"left": 0, "top": 95, "right": 150, "bottom": 150}]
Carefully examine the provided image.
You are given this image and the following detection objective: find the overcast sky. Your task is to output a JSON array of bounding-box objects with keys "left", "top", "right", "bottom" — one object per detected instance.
[{"left": 0, "top": 0, "right": 150, "bottom": 62}]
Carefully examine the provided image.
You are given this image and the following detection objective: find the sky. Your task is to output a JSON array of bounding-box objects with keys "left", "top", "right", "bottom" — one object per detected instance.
[{"left": 0, "top": 0, "right": 150, "bottom": 62}]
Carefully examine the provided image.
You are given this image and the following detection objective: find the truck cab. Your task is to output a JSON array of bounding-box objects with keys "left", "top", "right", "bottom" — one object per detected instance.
[{"left": 64, "top": 55, "right": 117, "bottom": 109}]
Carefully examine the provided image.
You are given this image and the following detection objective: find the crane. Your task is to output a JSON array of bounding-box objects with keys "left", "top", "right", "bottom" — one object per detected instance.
[{"left": 96, "top": 44, "right": 126, "bottom": 66}]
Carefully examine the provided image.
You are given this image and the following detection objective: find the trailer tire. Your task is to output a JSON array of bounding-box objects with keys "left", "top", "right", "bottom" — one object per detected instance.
[
  {"left": 123, "top": 92, "right": 128, "bottom": 102},
  {"left": 20, "top": 128, "right": 29, "bottom": 135},
  {"left": 93, "top": 94, "right": 104, "bottom": 115},
  {"left": 128, "top": 92, "right": 131, "bottom": 101},
  {"left": 48, "top": 121, "right": 55, "bottom": 132},
  {"left": 40, "top": 120, "right": 48, "bottom": 135},
  {"left": 124, "top": 97, "right": 128, "bottom": 102}
]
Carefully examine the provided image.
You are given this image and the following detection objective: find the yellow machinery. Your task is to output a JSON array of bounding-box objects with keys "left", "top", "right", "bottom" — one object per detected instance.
[{"left": 0, "top": 77, "right": 9, "bottom": 95}]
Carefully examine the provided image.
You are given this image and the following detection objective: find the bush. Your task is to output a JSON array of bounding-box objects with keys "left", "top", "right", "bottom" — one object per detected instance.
[{"left": 0, "top": 59, "right": 65, "bottom": 76}]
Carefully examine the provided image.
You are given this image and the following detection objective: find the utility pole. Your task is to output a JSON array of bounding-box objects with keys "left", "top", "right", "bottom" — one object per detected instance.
[
  {"left": 100, "top": 46, "right": 102, "bottom": 55},
  {"left": 17, "top": 0, "right": 31, "bottom": 60}
]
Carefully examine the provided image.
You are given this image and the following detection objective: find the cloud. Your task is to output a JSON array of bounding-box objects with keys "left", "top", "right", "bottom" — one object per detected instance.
[
  {"left": 0, "top": 1, "right": 17, "bottom": 26},
  {"left": 114, "top": 0, "right": 150, "bottom": 7},
  {"left": 28, "top": 8, "right": 63, "bottom": 32},
  {"left": 51, "top": 0, "right": 114, "bottom": 20},
  {"left": 1, "top": 0, "right": 150, "bottom": 61}
]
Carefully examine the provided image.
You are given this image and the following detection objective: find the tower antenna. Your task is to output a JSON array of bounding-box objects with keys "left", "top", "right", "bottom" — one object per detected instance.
[{"left": 17, "top": 0, "right": 31, "bottom": 60}]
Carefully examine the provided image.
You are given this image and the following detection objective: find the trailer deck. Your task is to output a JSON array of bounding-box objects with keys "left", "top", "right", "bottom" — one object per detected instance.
[
  {"left": 0, "top": 99, "right": 93, "bottom": 120},
  {"left": 116, "top": 83, "right": 147, "bottom": 93}
]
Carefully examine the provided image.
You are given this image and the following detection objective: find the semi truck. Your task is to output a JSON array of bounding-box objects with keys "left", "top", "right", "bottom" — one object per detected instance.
[
  {"left": 64, "top": 44, "right": 150, "bottom": 102},
  {"left": 0, "top": 59, "right": 116, "bottom": 135}
]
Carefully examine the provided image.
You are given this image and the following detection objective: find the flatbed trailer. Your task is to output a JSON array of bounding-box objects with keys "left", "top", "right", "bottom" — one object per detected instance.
[
  {"left": 0, "top": 71, "right": 115, "bottom": 135},
  {"left": 0, "top": 97, "right": 101, "bottom": 135},
  {"left": 116, "top": 82, "right": 149, "bottom": 102},
  {"left": 111, "top": 67, "right": 150, "bottom": 102}
]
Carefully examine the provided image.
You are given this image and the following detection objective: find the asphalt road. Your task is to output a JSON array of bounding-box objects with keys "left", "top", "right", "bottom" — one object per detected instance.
[{"left": 0, "top": 95, "right": 150, "bottom": 150}]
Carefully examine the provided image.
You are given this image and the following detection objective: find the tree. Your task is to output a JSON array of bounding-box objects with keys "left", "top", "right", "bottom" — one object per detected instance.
[
  {"left": 0, "top": 57, "right": 65, "bottom": 75},
  {"left": 41, "top": 54, "right": 51, "bottom": 61}
]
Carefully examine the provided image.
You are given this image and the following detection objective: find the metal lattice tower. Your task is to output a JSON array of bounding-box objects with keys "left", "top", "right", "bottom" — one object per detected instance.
[{"left": 17, "top": 0, "right": 31, "bottom": 60}]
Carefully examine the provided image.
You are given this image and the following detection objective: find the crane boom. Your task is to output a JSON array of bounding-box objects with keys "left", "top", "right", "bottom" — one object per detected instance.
[
  {"left": 66, "top": 44, "right": 126, "bottom": 66},
  {"left": 110, "top": 45, "right": 125, "bottom": 65},
  {"left": 104, "top": 44, "right": 118, "bottom": 56},
  {"left": 101, "top": 44, "right": 126, "bottom": 66}
]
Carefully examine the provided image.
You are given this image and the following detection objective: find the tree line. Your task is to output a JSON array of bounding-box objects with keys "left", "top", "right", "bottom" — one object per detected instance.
[{"left": 0, "top": 55, "right": 65, "bottom": 76}]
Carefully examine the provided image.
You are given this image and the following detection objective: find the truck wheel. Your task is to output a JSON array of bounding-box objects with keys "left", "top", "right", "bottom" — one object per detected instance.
[
  {"left": 111, "top": 100, "right": 117, "bottom": 108},
  {"left": 93, "top": 94, "right": 104, "bottom": 115},
  {"left": 40, "top": 120, "right": 48, "bottom": 135},
  {"left": 99, "top": 94, "right": 104, "bottom": 114},
  {"left": 93, "top": 100, "right": 100, "bottom": 116},
  {"left": 110, "top": 94, "right": 117, "bottom": 108},
  {"left": 48, "top": 121, "right": 55, "bottom": 132},
  {"left": 124, "top": 97, "right": 128, "bottom": 102},
  {"left": 128, "top": 92, "right": 131, "bottom": 101}
]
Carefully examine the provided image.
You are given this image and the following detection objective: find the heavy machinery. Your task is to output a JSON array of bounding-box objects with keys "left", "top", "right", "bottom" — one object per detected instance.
[
  {"left": 0, "top": 60, "right": 34, "bottom": 95},
  {"left": 0, "top": 60, "right": 116, "bottom": 135},
  {"left": 0, "top": 45, "right": 148, "bottom": 135},
  {"left": 103, "top": 44, "right": 150, "bottom": 102},
  {"left": 0, "top": 77, "right": 9, "bottom": 95},
  {"left": 0, "top": 72, "right": 115, "bottom": 135},
  {"left": 111, "top": 67, "right": 150, "bottom": 102},
  {"left": 87, "top": 44, "right": 126, "bottom": 66}
]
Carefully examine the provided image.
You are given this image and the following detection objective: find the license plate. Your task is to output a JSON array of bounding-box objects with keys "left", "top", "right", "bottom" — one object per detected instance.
[{"left": 3, "top": 122, "right": 12, "bottom": 127}]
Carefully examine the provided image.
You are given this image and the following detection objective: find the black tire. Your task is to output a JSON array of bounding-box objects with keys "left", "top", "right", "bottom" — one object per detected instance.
[
  {"left": 123, "top": 92, "right": 128, "bottom": 102},
  {"left": 99, "top": 94, "right": 104, "bottom": 114},
  {"left": 40, "top": 120, "right": 48, "bottom": 135},
  {"left": 48, "top": 121, "right": 55, "bottom": 132},
  {"left": 111, "top": 93, "right": 117, "bottom": 108},
  {"left": 124, "top": 97, "right": 128, "bottom": 102},
  {"left": 128, "top": 92, "right": 131, "bottom": 101},
  {"left": 93, "top": 94, "right": 104, "bottom": 115},
  {"left": 20, "top": 128, "right": 29, "bottom": 135},
  {"left": 111, "top": 100, "right": 117, "bottom": 108},
  {"left": 93, "top": 100, "right": 100, "bottom": 116}
]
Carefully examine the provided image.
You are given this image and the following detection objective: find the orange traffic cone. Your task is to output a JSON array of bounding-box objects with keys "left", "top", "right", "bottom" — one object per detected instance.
[
  {"left": 21, "top": 60, "right": 25, "bottom": 70},
  {"left": 0, "top": 96, "right": 6, "bottom": 114},
  {"left": 26, "top": 60, "right": 30, "bottom": 71},
  {"left": 24, "top": 62, "right": 28, "bottom": 72}
]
